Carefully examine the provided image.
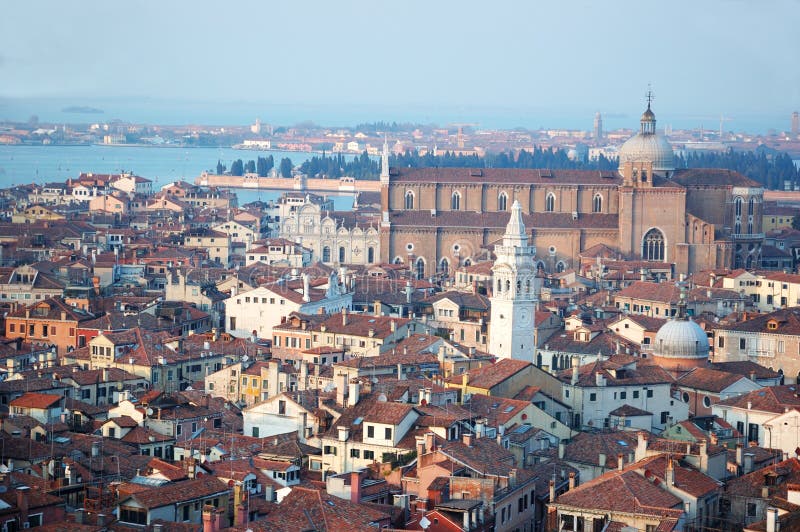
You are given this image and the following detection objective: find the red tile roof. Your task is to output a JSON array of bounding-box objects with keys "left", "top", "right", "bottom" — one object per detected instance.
[
  {"left": 122, "top": 476, "right": 230, "bottom": 510},
  {"left": 445, "top": 358, "right": 530, "bottom": 390},
  {"left": 9, "top": 392, "right": 61, "bottom": 409},
  {"left": 554, "top": 467, "right": 684, "bottom": 518}
]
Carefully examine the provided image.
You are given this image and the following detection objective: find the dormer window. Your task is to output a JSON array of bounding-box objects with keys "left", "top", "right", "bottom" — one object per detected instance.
[{"left": 768, "top": 320, "right": 778, "bottom": 330}]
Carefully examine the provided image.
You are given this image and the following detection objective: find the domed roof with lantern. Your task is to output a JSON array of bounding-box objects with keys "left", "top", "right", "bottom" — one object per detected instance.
[
  {"left": 652, "top": 281, "right": 709, "bottom": 369},
  {"left": 618, "top": 91, "right": 676, "bottom": 174}
]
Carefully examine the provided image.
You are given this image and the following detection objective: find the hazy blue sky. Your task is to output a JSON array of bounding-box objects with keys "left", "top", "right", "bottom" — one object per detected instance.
[{"left": 1, "top": 0, "right": 799, "bottom": 128}]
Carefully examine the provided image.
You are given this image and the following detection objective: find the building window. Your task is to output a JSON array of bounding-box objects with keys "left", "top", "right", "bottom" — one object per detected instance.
[
  {"left": 593, "top": 193, "right": 603, "bottom": 213},
  {"left": 451, "top": 191, "right": 461, "bottom": 211},
  {"left": 438, "top": 257, "right": 449, "bottom": 276},
  {"left": 740, "top": 338, "right": 746, "bottom": 350},
  {"left": 642, "top": 228, "right": 665, "bottom": 261},
  {"left": 405, "top": 190, "right": 414, "bottom": 209},
  {"left": 415, "top": 257, "right": 425, "bottom": 280},
  {"left": 498, "top": 192, "right": 508, "bottom": 211},
  {"left": 589, "top": 393, "right": 596, "bottom": 401},
  {"left": 367, "top": 425, "right": 374, "bottom": 438},
  {"left": 339, "top": 246, "right": 346, "bottom": 263},
  {"left": 718, "top": 336, "right": 725, "bottom": 348},
  {"left": 322, "top": 246, "right": 331, "bottom": 263},
  {"left": 646, "top": 389, "right": 653, "bottom": 398},
  {"left": 363, "top": 450, "right": 374, "bottom": 460},
  {"left": 367, "top": 247, "right": 375, "bottom": 263},
  {"left": 545, "top": 192, "right": 555, "bottom": 212},
  {"left": 350, "top": 448, "right": 360, "bottom": 458},
  {"left": 385, "top": 427, "right": 392, "bottom": 440}
]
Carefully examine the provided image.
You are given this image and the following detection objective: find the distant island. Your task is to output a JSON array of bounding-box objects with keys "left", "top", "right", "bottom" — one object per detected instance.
[{"left": 62, "top": 105, "right": 104, "bottom": 114}]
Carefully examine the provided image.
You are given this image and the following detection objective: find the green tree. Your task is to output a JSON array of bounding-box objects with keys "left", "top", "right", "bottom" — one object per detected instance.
[
  {"left": 216, "top": 159, "right": 225, "bottom": 174},
  {"left": 230, "top": 159, "right": 244, "bottom": 176},
  {"left": 792, "top": 215, "right": 800, "bottom": 232},
  {"left": 244, "top": 159, "right": 256, "bottom": 174},
  {"left": 279, "top": 157, "right": 293, "bottom": 178},
  {"left": 257, "top": 155, "right": 274, "bottom": 177}
]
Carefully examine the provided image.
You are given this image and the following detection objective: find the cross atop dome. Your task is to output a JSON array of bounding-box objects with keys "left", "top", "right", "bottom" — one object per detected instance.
[{"left": 640, "top": 86, "right": 657, "bottom": 135}]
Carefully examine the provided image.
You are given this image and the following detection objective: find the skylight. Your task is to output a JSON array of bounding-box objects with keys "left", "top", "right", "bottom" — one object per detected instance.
[
  {"left": 353, "top": 417, "right": 363, "bottom": 425},
  {"left": 617, "top": 440, "right": 629, "bottom": 447},
  {"left": 503, "top": 406, "right": 515, "bottom": 413}
]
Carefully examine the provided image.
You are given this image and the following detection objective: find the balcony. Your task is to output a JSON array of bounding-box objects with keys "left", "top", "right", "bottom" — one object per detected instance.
[{"left": 730, "top": 233, "right": 764, "bottom": 241}]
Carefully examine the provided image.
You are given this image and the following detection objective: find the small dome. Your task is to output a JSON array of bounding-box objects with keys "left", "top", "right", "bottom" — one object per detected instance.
[
  {"left": 618, "top": 132, "right": 675, "bottom": 172},
  {"left": 641, "top": 108, "right": 656, "bottom": 121},
  {"left": 653, "top": 319, "right": 709, "bottom": 360}
]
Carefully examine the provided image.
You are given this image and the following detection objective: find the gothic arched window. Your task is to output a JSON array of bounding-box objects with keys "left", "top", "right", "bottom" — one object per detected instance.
[
  {"left": 545, "top": 193, "right": 555, "bottom": 212},
  {"left": 415, "top": 257, "right": 425, "bottom": 280},
  {"left": 735, "top": 196, "right": 743, "bottom": 217},
  {"left": 338, "top": 246, "right": 346, "bottom": 263},
  {"left": 642, "top": 228, "right": 666, "bottom": 261},
  {"left": 322, "top": 246, "right": 331, "bottom": 263},
  {"left": 404, "top": 190, "right": 414, "bottom": 210},
  {"left": 438, "top": 258, "right": 449, "bottom": 275},
  {"left": 498, "top": 192, "right": 508, "bottom": 211},
  {"left": 451, "top": 191, "right": 461, "bottom": 211},
  {"left": 367, "top": 247, "right": 375, "bottom": 263},
  {"left": 593, "top": 193, "right": 603, "bottom": 213},
  {"left": 748, "top": 197, "right": 754, "bottom": 216}
]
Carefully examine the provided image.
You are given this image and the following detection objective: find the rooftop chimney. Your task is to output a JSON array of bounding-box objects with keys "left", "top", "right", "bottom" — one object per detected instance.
[
  {"left": 568, "top": 471, "right": 575, "bottom": 490},
  {"left": 766, "top": 507, "right": 779, "bottom": 532},
  {"left": 549, "top": 479, "right": 555, "bottom": 501},
  {"left": 462, "top": 433, "right": 474, "bottom": 447},
  {"left": 665, "top": 459, "right": 675, "bottom": 487},
  {"left": 351, "top": 470, "right": 363, "bottom": 503},
  {"left": 571, "top": 356, "right": 580, "bottom": 385},
  {"left": 617, "top": 453, "right": 624, "bottom": 471}
]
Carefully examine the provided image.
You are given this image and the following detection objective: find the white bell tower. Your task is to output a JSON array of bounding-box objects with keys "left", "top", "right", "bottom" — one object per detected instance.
[{"left": 489, "top": 200, "right": 537, "bottom": 361}]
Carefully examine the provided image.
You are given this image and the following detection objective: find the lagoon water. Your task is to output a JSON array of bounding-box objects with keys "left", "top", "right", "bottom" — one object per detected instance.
[{"left": 0, "top": 144, "right": 354, "bottom": 209}]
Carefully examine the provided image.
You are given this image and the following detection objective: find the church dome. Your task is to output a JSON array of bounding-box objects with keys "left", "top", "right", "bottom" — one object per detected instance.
[
  {"left": 618, "top": 104, "right": 675, "bottom": 173},
  {"left": 618, "top": 133, "right": 675, "bottom": 172},
  {"left": 653, "top": 319, "right": 709, "bottom": 360}
]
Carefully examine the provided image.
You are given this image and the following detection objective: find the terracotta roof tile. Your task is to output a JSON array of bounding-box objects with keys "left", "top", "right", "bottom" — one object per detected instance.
[
  {"left": 445, "top": 358, "right": 530, "bottom": 390},
  {"left": 9, "top": 392, "right": 61, "bottom": 409},
  {"left": 122, "top": 476, "right": 230, "bottom": 509},
  {"left": 676, "top": 367, "right": 749, "bottom": 393}
]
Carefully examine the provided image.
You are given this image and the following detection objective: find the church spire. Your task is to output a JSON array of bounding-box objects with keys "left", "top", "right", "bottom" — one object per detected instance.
[{"left": 503, "top": 200, "right": 528, "bottom": 247}]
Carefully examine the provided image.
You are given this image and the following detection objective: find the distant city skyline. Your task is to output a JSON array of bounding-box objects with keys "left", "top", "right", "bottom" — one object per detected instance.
[{"left": 1, "top": 1, "right": 799, "bottom": 131}]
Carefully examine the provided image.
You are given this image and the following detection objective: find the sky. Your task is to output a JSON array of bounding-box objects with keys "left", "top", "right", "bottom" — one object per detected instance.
[{"left": 1, "top": 0, "right": 799, "bottom": 130}]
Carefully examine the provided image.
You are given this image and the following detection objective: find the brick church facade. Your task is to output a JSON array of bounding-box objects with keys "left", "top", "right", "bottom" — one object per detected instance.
[{"left": 379, "top": 103, "right": 764, "bottom": 278}]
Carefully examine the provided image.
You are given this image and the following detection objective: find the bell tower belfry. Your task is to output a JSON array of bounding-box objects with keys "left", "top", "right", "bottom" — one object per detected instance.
[{"left": 489, "top": 200, "right": 537, "bottom": 361}]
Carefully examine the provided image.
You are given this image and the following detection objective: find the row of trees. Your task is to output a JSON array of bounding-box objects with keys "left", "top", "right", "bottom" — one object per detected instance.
[
  {"left": 678, "top": 149, "right": 800, "bottom": 190},
  {"left": 298, "top": 152, "right": 379, "bottom": 180},
  {"left": 212, "top": 146, "right": 798, "bottom": 187},
  {"left": 214, "top": 156, "right": 295, "bottom": 178}
]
